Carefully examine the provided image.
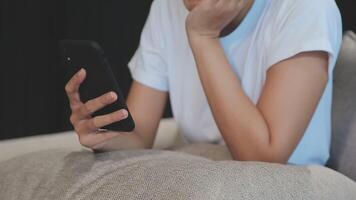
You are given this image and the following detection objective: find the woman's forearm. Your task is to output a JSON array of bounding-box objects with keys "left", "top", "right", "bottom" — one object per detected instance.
[{"left": 188, "top": 36, "right": 277, "bottom": 162}]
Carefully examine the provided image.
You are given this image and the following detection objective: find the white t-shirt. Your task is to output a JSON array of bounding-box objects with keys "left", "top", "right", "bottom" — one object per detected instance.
[{"left": 128, "top": 0, "right": 342, "bottom": 165}]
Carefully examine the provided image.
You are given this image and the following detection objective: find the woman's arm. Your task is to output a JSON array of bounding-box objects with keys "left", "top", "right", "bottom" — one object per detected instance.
[
  {"left": 125, "top": 80, "right": 169, "bottom": 149},
  {"left": 186, "top": 0, "right": 329, "bottom": 163},
  {"left": 189, "top": 37, "right": 328, "bottom": 163}
]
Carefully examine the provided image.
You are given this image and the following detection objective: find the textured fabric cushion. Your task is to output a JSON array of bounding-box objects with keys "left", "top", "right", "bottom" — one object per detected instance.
[
  {"left": 0, "top": 149, "right": 355, "bottom": 200},
  {"left": 0, "top": 119, "right": 180, "bottom": 162},
  {"left": 328, "top": 31, "right": 356, "bottom": 181}
]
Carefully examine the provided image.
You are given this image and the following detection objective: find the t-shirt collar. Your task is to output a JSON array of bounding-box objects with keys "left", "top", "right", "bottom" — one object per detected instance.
[{"left": 220, "top": 0, "right": 268, "bottom": 49}]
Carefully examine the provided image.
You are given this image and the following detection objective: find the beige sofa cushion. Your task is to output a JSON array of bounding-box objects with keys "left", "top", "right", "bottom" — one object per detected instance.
[{"left": 0, "top": 148, "right": 355, "bottom": 200}]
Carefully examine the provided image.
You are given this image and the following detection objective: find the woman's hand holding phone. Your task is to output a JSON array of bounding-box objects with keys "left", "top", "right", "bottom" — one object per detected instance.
[{"left": 65, "top": 68, "right": 130, "bottom": 150}]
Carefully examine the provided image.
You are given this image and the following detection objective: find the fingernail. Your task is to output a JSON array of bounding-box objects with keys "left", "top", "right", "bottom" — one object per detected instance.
[
  {"left": 107, "top": 92, "right": 116, "bottom": 101},
  {"left": 110, "top": 92, "right": 117, "bottom": 100},
  {"left": 77, "top": 68, "right": 84, "bottom": 77},
  {"left": 121, "top": 110, "right": 128, "bottom": 118}
]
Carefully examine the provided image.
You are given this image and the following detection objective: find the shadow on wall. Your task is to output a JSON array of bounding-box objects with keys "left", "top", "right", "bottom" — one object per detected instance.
[{"left": 0, "top": 0, "right": 157, "bottom": 140}]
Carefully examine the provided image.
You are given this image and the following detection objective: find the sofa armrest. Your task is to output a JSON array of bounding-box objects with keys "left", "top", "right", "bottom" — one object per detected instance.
[
  {"left": 153, "top": 118, "right": 181, "bottom": 149},
  {"left": 0, "top": 131, "right": 83, "bottom": 162},
  {"left": 0, "top": 118, "right": 179, "bottom": 162},
  {"left": 330, "top": 31, "right": 356, "bottom": 181}
]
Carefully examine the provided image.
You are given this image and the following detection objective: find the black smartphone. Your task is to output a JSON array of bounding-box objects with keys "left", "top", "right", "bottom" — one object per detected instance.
[{"left": 59, "top": 40, "right": 135, "bottom": 132}]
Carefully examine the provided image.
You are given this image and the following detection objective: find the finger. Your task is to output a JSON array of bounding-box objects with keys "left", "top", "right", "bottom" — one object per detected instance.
[
  {"left": 71, "top": 91, "right": 118, "bottom": 124},
  {"left": 85, "top": 91, "right": 118, "bottom": 114},
  {"left": 70, "top": 104, "right": 92, "bottom": 124},
  {"left": 231, "top": 0, "right": 246, "bottom": 10},
  {"left": 65, "top": 68, "right": 86, "bottom": 106},
  {"left": 91, "top": 109, "right": 129, "bottom": 129},
  {"left": 216, "top": 0, "right": 231, "bottom": 9},
  {"left": 76, "top": 109, "right": 129, "bottom": 134},
  {"left": 200, "top": 0, "right": 219, "bottom": 7}
]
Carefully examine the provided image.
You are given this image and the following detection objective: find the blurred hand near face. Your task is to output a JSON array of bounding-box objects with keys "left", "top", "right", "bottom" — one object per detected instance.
[{"left": 185, "top": 0, "right": 249, "bottom": 39}]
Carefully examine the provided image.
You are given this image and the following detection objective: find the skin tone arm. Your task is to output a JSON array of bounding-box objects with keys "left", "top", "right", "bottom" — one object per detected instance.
[
  {"left": 65, "top": 69, "right": 167, "bottom": 151},
  {"left": 186, "top": 0, "right": 329, "bottom": 163}
]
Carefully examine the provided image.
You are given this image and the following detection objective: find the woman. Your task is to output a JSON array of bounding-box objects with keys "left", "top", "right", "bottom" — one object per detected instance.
[{"left": 65, "top": 0, "right": 342, "bottom": 165}]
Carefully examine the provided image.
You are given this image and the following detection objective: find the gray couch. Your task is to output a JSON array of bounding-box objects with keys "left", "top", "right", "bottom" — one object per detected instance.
[{"left": 0, "top": 31, "right": 355, "bottom": 199}]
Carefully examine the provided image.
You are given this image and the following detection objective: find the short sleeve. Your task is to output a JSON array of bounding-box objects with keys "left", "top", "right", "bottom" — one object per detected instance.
[
  {"left": 128, "top": 0, "right": 169, "bottom": 92},
  {"left": 265, "top": 0, "right": 343, "bottom": 76}
]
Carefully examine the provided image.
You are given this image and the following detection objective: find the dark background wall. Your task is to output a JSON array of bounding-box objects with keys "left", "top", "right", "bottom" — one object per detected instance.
[{"left": 0, "top": 0, "right": 355, "bottom": 140}]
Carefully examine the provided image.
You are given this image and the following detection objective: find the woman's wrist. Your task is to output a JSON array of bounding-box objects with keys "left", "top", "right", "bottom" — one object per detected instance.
[{"left": 187, "top": 32, "right": 220, "bottom": 51}]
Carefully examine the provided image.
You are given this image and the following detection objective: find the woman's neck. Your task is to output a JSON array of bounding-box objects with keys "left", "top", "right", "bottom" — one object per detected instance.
[{"left": 220, "top": 0, "right": 255, "bottom": 37}]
